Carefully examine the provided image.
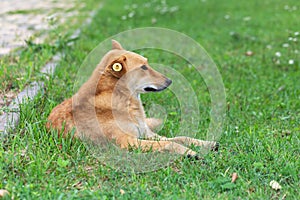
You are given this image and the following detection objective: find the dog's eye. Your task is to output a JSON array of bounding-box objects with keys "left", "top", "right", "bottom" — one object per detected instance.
[
  {"left": 112, "top": 63, "right": 122, "bottom": 71},
  {"left": 141, "top": 65, "right": 148, "bottom": 70}
]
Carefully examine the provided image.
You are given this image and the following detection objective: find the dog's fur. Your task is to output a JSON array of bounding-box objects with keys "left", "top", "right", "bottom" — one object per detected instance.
[{"left": 46, "top": 40, "right": 217, "bottom": 156}]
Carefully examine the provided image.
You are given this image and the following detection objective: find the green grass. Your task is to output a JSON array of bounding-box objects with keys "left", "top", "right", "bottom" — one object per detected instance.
[{"left": 1, "top": 0, "right": 300, "bottom": 199}]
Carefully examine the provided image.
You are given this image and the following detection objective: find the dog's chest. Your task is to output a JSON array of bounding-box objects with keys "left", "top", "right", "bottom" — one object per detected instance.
[{"left": 128, "top": 99, "right": 152, "bottom": 138}]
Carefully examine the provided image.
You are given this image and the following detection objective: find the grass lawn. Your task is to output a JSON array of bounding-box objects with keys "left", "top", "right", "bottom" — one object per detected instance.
[{"left": 1, "top": 0, "right": 300, "bottom": 199}]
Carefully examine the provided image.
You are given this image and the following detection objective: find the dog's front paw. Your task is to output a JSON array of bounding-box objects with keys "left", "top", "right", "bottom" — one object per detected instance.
[
  {"left": 186, "top": 154, "right": 201, "bottom": 160},
  {"left": 211, "top": 142, "right": 220, "bottom": 152},
  {"left": 185, "top": 149, "right": 202, "bottom": 161}
]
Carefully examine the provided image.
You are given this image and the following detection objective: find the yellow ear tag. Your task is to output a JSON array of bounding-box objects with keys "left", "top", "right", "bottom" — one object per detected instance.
[{"left": 112, "top": 63, "right": 122, "bottom": 72}]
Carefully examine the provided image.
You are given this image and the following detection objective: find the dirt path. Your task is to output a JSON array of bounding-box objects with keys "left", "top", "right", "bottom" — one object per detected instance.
[
  {"left": 0, "top": 0, "right": 83, "bottom": 114},
  {"left": 0, "top": 0, "right": 77, "bottom": 55}
]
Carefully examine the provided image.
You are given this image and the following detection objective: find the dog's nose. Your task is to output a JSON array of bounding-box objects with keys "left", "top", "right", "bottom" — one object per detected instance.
[{"left": 165, "top": 78, "right": 172, "bottom": 86}]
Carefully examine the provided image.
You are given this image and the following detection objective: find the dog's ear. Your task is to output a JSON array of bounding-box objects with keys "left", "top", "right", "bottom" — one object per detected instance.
[
  {"left": 108, "top": 55, "right": 127, "bottom": 78},
  {"left": 112, "top": 40, "right": 124, "bottom": 50}
]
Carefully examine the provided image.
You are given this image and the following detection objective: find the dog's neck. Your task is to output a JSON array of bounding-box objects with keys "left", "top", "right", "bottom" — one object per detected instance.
[
  {"left": 74, "top": 72, "right": 152, "bottom": 136},
  {"left": 78, "top": 76, "right": 144, "bottom": 115}
]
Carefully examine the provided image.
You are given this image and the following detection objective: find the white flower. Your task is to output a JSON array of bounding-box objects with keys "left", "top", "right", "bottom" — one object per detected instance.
[
  {"left": 270, "top": 180, "right": 282, "bottom": 190},
  {"left": 288, "top": 37, "right": 293, "bottom": 41},
  {"left": 169, "top": 6, "right": 179, "bottom": 13},
  {"left": 151, "top": 18, "right": 157, "bottom": 24},
  {"left": 295, "top": 32, "right": 299, "bottom": 36},
  {"left": 288, "top": 59, "right": 294, "bottom": 65},
  {"left": 224, "top": 15, "right": 230, "bottom": 20},
  {"left": 293, "top": 38, "right": 298, "bottom": 42},
  {"left": 245, "top": 50, "right": 253, "bottom": 56},
  {"left": 132, "top": 4, "right": 138, "bottom": 9},
  {"left": 284, "top": 5, "right": 289, "bottom": 10},
  {"left": 144, "top": 3, "right": 151, "bottom": 8},
  {"left": 282, "top": 43, "right": 289, "bottom": 48},
  {"left": 275, "top": 52, "right": 281, "bottom": 57},
  {"left": 128, "top": 11, "right": 135, "bottom": 18},
  {"left": 243, "top": 16, "right": 251, "bottom": 21},
  {"left": 46, "top": 14, "right": 57, "bottom": 21},
  {"left": 121, "top": 15, "right": 127, "bottom": 20}
]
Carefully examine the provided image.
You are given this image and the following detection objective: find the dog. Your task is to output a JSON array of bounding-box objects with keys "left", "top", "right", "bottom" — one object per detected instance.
[{"left": 46, "top": 40, "right": 217, "bottom": 157}]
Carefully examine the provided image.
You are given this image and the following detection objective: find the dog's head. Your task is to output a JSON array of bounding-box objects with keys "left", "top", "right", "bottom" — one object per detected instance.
[{"left": 98, "top": 40, "right": 172, "bottom": 94}]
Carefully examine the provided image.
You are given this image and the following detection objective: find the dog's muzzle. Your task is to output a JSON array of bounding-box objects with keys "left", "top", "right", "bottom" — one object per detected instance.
[{"left": 143, "top": 79, "right": 172, "bottom": 92}]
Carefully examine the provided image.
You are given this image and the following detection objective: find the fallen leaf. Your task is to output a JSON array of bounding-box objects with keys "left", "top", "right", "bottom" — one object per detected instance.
[
  {"left": 72, "top": 181, "right": 83, "bottom": 189},
  {"left": 281, "top": 193, "right": 287, "bottom": 200},
  {"left": 84, "top": 166, "right": 93, "bottom": 172},
  {"left": 245, "top": 51, "right": 254, "bottom": 56},
  {"left": 0, "top": 99, "right": 4, "bottom": 106},
  {"left": 248, "top": 187, "right": 255, "bottom": 193},
  {"left": 171, "top": 166, "right": 182, "bottom": 174},
  {"left": 5, "top": 91, "right": 15, "bottom": 99},
  {"left": 57, "top": 144, "right": 62, "bottom": 150},
  {"left": 120, "top": 189, "right": 125, "bottom": 195},
  {"left": 14, "top": 148, "right": 27, "bottom": 157},
  {"left": 0, "top": 189, "right": 9, "bottom": 197},
  {"left": 277, "top": 85, "right": 285, "bottom": 92},
  {"left": 270, "top": 180, "right": 282, "bottom": 190},
  {"left": 281, "top": 130, "right": 291, "bottom": 137},
  {"left": 231, "top": 172, "right": 238, "bottom": 183}
]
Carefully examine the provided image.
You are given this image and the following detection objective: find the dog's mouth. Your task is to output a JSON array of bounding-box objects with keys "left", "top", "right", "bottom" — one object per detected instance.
[
  {"left": 143, "top": 79, "right": 172, "bottom": 93},
  {"left": 143, "top": 86, "right": 165, "bottom": 92}
]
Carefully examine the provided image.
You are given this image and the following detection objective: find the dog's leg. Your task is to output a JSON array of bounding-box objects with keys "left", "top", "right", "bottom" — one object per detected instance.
[
  {"left": 160, "top": 136, "right": 218, "bottom": 151},
  {"left": 145, "top": 118, "right": 163, "bottom": 131},
  {"left": 144, "top": 133, "right": 217, "bottom": 150},
  {"left": 141, "top": 127, "right": 217, "bottom": 150},
  {"left": 115, "top": 133, "right": 197, "bottom": 156},
  {"left": 141, "top": 126, "right": 218, "bottom": 151}
]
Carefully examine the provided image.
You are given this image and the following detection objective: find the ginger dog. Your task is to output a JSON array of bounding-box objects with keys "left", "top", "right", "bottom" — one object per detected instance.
[{"left": 46, "top": 40, "right": 217, "bottom": 157}]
